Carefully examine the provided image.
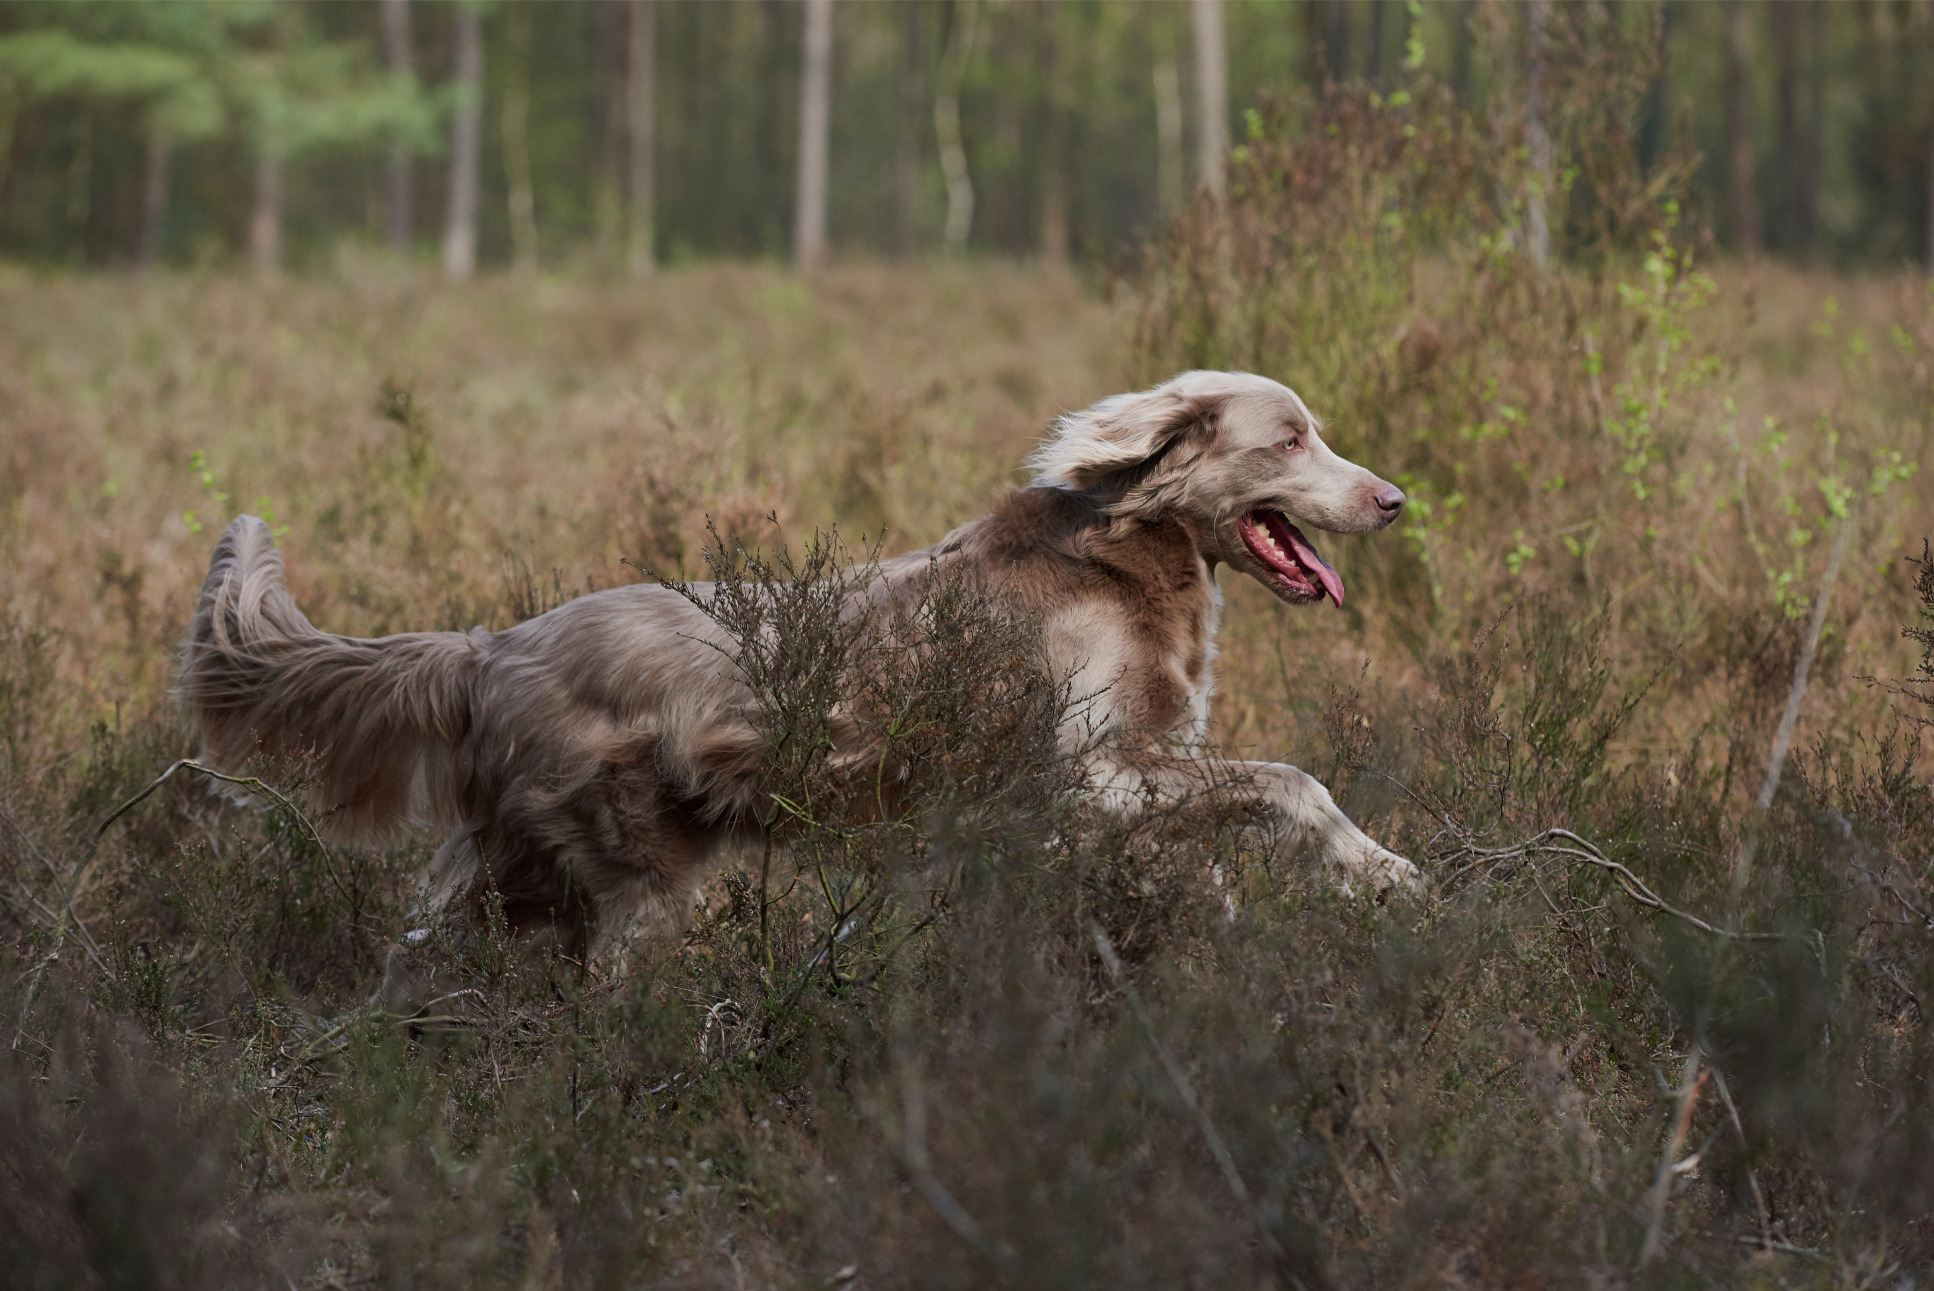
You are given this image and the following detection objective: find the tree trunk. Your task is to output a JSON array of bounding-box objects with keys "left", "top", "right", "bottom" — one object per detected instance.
[
  {"left": 1301, "top": 1, "right": 1324, "bottom": 85},
  {"left": 1154, "top": 54, "right": 1183, "bottom": 220},
  {"left": 1771, "top": 0, "right": 1796, "bottom": 252},
  {"left": 592, "top": 0, "right": 624, "bottom": 260},
  {"left": 65, "top": 117, "right": 92, "bottom": 250},
  {"left": 1524, "top": 0, "right": 1552, "bottom": 269},
  {"left": 137, "top": 127, "right": 171, "bottom": 270},
  {"left": 1795, "top": 0, "right": 1821, "bottom": 261},
  {"left": 443, "top": 4, "right": 484, "bottom": 281},
  {"left": 1926, "top": 14, "right": 1934, "bottom": 273},
  {"left": 1192, "top": 0, "right": 1226, "bottom": 204},
  {"left": 1724, "top": 0, "right": 1762, "bottom": 256},
  {"left": 629, "top": 0, "right": 656, "bottom": 276},
  {"left": 0, "top": 89, "right": 17, "bottom": 231},
  {"left": 1038, "top": 2, "right": 1068, "bottom": 266},
  {"left": 1451, "top": 0, "right": 1476, "bottom": 107},
  {"left": 1368, "top": 0, "right": 1386, "bottom": 87},
  {"left": 502, "top": 2, "right": 538, "bottom": 275},
  {"left": 1323, "top": 0, "right": 1351, "bottom": 86},
  {"left": 382, "top": 0, "right": 413, "bottom": 252},
  {"left": 892, "top": 1, "right": 923, "bottom": 257},
  {"left": 250, "top": 150, "right": 282, "bottom": 274},
  {"left": 1637, "top": 1, "right": 1673, "bottom": 174},
  {"left": 935, "top": 0, "right": 978, "bottom": 252},
  {"left": 793, "top": 0, "right": 833, "bottom": 270}
]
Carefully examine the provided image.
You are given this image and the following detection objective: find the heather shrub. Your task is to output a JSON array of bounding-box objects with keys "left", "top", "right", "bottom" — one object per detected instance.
[{"left": 0, "top": 45, "right": 1931, "bottom": 1276}]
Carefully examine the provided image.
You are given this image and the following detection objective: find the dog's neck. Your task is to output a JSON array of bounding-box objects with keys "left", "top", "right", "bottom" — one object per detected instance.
[
  {"left": 1057, "top": 496, "right": 1224, "bottom": 742},
  {"left": 1082, "top": 507, "right": 1216, "bottom": 590}
]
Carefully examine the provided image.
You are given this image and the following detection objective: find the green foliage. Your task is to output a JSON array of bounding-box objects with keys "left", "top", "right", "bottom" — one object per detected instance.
[
  {"left": 223, "top": 5, "right": 437, "bottom": 161},
  {"left": 1604, "top": 237, "right": 1718, "bottom": 504},
  {"left": 0, "top": 27, "right": 223, "bottom": 138}
]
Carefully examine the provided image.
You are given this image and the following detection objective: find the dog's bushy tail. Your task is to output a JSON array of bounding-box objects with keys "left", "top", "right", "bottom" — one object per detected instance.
[{"left": 179, "top": 516, "right": 480, "bottom": 843}]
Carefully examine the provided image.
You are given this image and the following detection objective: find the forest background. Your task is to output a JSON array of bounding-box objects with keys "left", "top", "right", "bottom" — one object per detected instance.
[{"left": 2, "top": 0, "right": 1933, "bottom": 274}]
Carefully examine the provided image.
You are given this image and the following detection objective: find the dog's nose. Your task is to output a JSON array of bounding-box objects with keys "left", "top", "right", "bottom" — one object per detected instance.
[{"left": 1374, "top": 484, "right": 1406, "bottom": 516}]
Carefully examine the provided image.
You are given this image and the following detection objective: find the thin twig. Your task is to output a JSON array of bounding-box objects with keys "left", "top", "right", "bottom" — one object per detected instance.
[
  {"left": 1093, "top": 923, "right": 1291, "bottom": 1268},
  {"left": 1451, "top": 828, "right": 1791, "bottom": 942}
]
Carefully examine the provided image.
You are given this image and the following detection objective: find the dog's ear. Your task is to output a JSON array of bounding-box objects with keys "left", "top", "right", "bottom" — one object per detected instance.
[{"left": 1028, "top": 375, "right": 1221, "bottom": 492}]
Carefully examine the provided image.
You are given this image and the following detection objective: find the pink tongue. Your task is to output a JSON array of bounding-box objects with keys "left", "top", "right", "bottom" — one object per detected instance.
[{"left": 1284, "top": 526, "right": 1346, "bottom": 607}]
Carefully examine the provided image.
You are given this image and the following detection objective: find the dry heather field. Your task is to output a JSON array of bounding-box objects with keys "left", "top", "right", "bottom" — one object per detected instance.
[{"left": 2, "top": 230, "right": 1934, "bottom": 1288}]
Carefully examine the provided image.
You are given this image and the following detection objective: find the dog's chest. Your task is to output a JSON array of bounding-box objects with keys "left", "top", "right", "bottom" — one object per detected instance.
[
  {"left": 1181, "top": 580, "right": 1222, "bottom": 741},
  {"left": 1045, "top": 575, "right": 1221, "bottom": 748}
]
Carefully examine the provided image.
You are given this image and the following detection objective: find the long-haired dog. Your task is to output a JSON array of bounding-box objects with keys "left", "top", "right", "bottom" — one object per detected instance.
[{"left": 180, "top": 370, "right": 1421, "bottom": 955}]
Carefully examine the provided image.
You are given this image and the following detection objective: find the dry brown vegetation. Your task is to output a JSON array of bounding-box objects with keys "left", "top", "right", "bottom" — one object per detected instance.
[{"left": 4, "top": 81, "right": 1934, "bottom": 1289}]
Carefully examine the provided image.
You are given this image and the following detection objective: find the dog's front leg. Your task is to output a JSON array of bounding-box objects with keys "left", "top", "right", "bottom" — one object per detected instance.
[
  {"left": 1244, "top": 761, "right": 1423, "bottom": 895},
  {"left": 1089, "top": 751, "right": 1423, "bottom": 895}
]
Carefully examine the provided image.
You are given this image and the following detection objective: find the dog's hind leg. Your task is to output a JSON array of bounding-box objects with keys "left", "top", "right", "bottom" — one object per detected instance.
[{"left": 460, "top": 732, "right": 747, "bottom": 961}]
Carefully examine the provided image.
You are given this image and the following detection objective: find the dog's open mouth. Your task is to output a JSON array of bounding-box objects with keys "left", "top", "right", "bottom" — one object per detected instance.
[{"left": 1239, "top": 509, "right": 1345, "bottom": 606}]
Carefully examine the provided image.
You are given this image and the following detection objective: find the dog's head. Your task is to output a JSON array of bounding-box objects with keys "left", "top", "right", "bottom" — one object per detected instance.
[{"left": 1029, "top": 371, "right": 1403, "bottom": 607}]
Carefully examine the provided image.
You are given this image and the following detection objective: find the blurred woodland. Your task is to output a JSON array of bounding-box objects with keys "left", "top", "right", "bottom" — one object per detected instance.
[{"left": 3, "top": 0, "right": 1934, "bottom": 274}]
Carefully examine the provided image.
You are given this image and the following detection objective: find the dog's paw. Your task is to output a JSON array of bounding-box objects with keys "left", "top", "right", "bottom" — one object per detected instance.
[
  {"left": 1335, "top": 842, "right": 1427, "bottom": 899},
  {"left": 1369, "top": 847, "right": 1426, "bottom": 896}
]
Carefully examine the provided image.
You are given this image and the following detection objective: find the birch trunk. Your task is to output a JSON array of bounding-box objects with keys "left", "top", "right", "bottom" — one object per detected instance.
[
  {"left": 1773, "top": 0, "right": 1796, "bottom": 251},
  {"left": 502, "top": 2, "right": 539, "bottom": 275},
  {"left": 793, "top": 0, "right": 833, "bottom": 270},
  {"left": 628, "top": 0, "right": 656, "bottom": 276},
  {"left": 1038, "top": 2, "right": 1067, "bottom": 266},
  {"left": 1797, "top": 1, "right": 1822, "bottom": 260},
  {"left": 137, "top": 127, "right": 171, "bottom": 270},
  {"left": 1192, "top": 0, "right": 1226, "bottom": 204},
  {"left": 1524, "top": 0, "right": 1552, "bottom": 269},
  {"left": 893, "top": 0, "right": 923, "bottom": 257},
  {"left": 1154, "top": 57, "right": 1183, "bottom": 220},
  {"left": 249, "top": 149, "right": 282, "bottom": 274},
  {"left": 1724, "top": 0, "right": 1762, "bottom": 255},
  {"left": 382, "top": 0, "right": 413, "bottom": 251},
  {"left": 935, "top": 0, "right": 978, "bottom": 251},
  {"left": 443, "top": 4, "right": 484, "bottom": 281}
]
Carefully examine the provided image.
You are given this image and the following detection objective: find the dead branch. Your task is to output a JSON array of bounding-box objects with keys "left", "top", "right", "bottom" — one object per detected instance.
[{"left": 1448, "top": 828, "right": 1791, "bottom": 942}]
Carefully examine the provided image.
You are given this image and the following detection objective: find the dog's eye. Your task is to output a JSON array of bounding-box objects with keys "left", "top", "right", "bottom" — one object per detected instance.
[{"left": 1281, "top": 435, "right": 1302, "bottom": 453}]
